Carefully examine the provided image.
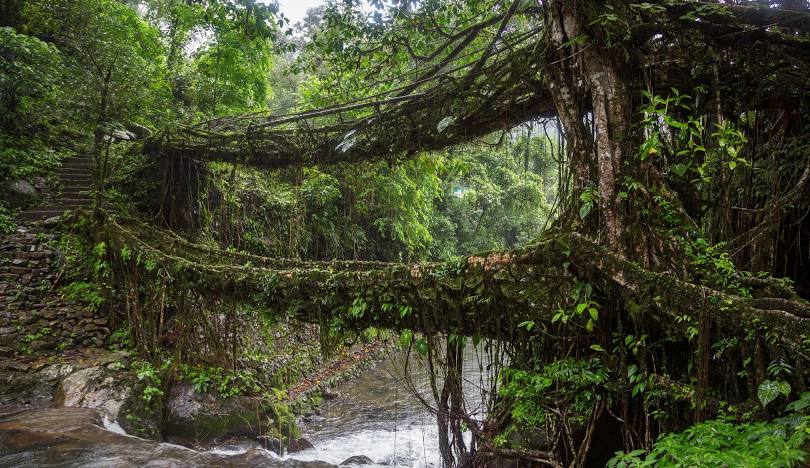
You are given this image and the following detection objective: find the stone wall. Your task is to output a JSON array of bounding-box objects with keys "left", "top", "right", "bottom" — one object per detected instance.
[{"left": 0, "top": 226, "right": 107, "bottom": 358}]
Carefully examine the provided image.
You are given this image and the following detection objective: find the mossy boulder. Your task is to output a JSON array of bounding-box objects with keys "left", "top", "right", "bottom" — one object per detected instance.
[{"left": 163, "top": 382, "right": 298, "bottom": 445}]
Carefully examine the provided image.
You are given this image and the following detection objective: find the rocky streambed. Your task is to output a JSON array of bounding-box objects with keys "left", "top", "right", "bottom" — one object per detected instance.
[
  {"left": 0, "top": 405, "right": 333, "bottom": 467},
  {"left": 0, "top": 338, "right": 499, "bottom": 467},
  {"left": 0, "top": 342, "right": 421, "bottom": 467}
]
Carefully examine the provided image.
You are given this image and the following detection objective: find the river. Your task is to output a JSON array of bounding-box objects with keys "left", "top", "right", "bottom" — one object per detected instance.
[
  {"left": 0, "top": 345, "right": 499, "bottom": 467},
  {"left": 284, "top": 345, "right": 498, "bottom": 466}
]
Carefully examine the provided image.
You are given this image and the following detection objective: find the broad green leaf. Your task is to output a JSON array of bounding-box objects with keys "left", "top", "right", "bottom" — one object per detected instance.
[
  {"left": 579, "top": 202, "right": 592, "bottom": 219},
  {"left": 758, "top": 380, "right": 780, "bottom": 407},
  {"left": 399, "top": 329, "right": 413, "bottom": 346},
  {"left": 777, "top": 380, "right": 791, "bottom": 397},
  {"left": 671, "top": 163, "right": 688, "bottom": 177}
]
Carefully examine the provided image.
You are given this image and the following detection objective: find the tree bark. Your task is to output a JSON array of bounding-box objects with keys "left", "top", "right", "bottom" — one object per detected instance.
[{"left": 544, "top": 0, "right": 632, "bottom": 252}]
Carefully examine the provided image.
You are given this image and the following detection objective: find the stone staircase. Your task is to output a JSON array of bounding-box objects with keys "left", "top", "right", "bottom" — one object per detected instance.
[{"left": 18, "top": 156, "right": 93, "bottom": 222}]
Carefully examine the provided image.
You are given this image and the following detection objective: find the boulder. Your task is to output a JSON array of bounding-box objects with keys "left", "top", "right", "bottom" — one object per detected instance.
[
  {"left": 288, "top": 437, "right": 314, "bottom": 453},
  {"left": 1, "top": 179, "right": 38, "bottom": 209},
  {"left": 110, "top": 129, "right": 136, "bottom": 141},
  {"left": 52, "top": 353, "right": 160, "bottom": 439},
  {"left": 0, "top": 407, "right": 332, "bottom": 467},
  {"left": 56, "top": 366, "right": 131, "bottom": 423},
  {"left": 164, "top": 383, "right": 296, "bottom": 445},
  {"left": 340, "top": 455, "right": 374, "bottom": 465},
  {"left": 256, "top": 435, "right": 283, "bottom": 455},
  {"left": 42, "top": 215, "right": 62, "bottom": 227},
  {"left": 128, "top": 123, "right": 153, "bottom": 139}
]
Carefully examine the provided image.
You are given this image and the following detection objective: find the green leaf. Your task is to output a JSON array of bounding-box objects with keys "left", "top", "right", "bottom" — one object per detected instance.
[
  {"left": 590, "top": 344, "right": 606, "bottom": 353},
  {"left": 414, "top": 338, "right": 429, "bottom": 357},
  {"left": 785, "top": 392, "right": 810, "bottom": 412},
  {"left": 399, "top": 329, "right": 413, "bottom": 346},
  {"left": 777, "top": 380, "right": 792, "bottom": 398},
  {"left": 671, "top": 163, "right": 688, "bottom": 177},
  {"left": 758, "top": 380, "right": 780, "bottom": 407},
  {"left": 579, "top": 202, "right": 592, "bottom": 219}
]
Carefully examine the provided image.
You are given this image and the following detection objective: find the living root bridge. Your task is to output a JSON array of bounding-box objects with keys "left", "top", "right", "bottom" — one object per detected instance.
[
  {"left": 142, "top": 42, "right": 554, "bottom": 170},
  {"left": 104, "top": 214, "right": 810, "bottom": 344}
]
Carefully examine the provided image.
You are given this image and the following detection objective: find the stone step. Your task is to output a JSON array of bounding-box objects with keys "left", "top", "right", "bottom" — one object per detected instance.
[
  {"left": 58, "top": 167, "right": 91, "bottom": 176},
  {"left": 61, "top": 156, "right": 92, "bottom": 163},
  {"left": 60, "top": 164, "right": 92, "bottom": 172},
  {"left": 57, "top": 198, "right": 92, "bottom": 206},
  {"left": 60, "top": 161, "right": 92, "bottom": 169},
  {"left": 60, "top": 175, "right": 93, "bottom": 183},
  {"left": 59, "top": 180, "right": 91, "bottom": 187},
  {"left": 60, "top": 186, "right": 91, "bottom": 195},
  {"left": 18, "top": 209, "right": 72, "bottom": 221},
  {"left": 16, "top": 206, "right": 90, "bottom": 221}
]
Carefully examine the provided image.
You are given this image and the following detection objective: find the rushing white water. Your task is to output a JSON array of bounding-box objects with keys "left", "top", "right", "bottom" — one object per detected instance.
[
  {"left": 284, "top": 344, "right": 499, "bottom": 466},
  {"left": 102, "top": 415, "right": 128, "bottom": 435},
  {"left": 288, "top": 424, "right": 441, "bottom": 467}
]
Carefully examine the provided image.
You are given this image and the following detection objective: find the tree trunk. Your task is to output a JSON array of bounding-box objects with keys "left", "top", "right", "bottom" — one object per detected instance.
[{"left": 544, "top": 0, "right": 633, "bottom": 253}]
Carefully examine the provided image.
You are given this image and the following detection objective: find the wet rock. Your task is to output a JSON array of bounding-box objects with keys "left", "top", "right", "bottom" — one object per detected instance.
[
  {"left": 288, "top": 437, "right": 314, "bottom": 453},
  {"left": 0, "top": 369, "right": 37, "bottom": 402},
  {"left": 285, "top": 461, "right": 337, "bottom": 468},
  {"left": 128, "top": 123, "right": 153, "bottom": 139},
  {"left": 56, "top": 366, "right": 131, "bottom": 423},
  {"left": 322, "top": 388, "right": 340, "bottom": 400},
  {"left": 48, "top": 353, "right": 139, "bottom": 418},
  {"left": 110, "top": 129, "right": 136, "bottom": 141},
  {"left": 38, "top": 362, "right": 74, "bottom": 381},
  {"left": 340, "top": 455, "right": 374, "bottom": 465},
  {"left": 42, "top": 216, "right": 61, "bottom": 227},
  {"left": 301, "top": 413, "right": 324, "bottom": 424},
  {"left": 165, "top": 382, "right": 289, "bottom": 444},
  {"left": 0, "top": 406, "right": 316, "bottom": 467},
  {"left": 6, "top": 361, "right": 30, "bottom": 372},
  {"left": 164, "top": 435, "right": 197, "bottom": 449},
  {"left": 1, "top": 179, "right": 38, "bottom": 209},
  {"left": 0, "top": 360, "right": 75, "bottom": 404},
  {"left": 257, "top": 435, "right": 283, "bottom": 455},
  {"left": 378, "top": 454, "right": 412, "bottom": 466}
]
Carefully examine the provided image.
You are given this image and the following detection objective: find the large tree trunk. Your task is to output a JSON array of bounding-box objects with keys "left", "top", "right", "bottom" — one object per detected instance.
[{"left": 544, "top": 0, "right": 633, "bottom": 252}]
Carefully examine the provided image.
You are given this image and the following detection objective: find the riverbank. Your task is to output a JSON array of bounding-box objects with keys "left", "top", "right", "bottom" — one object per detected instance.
[
  {"left": 0, "top": 336, "right": 397, "bottom": 462},
  {"left": 0, "top": 405, "right": 335, "bottom": 467}
]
